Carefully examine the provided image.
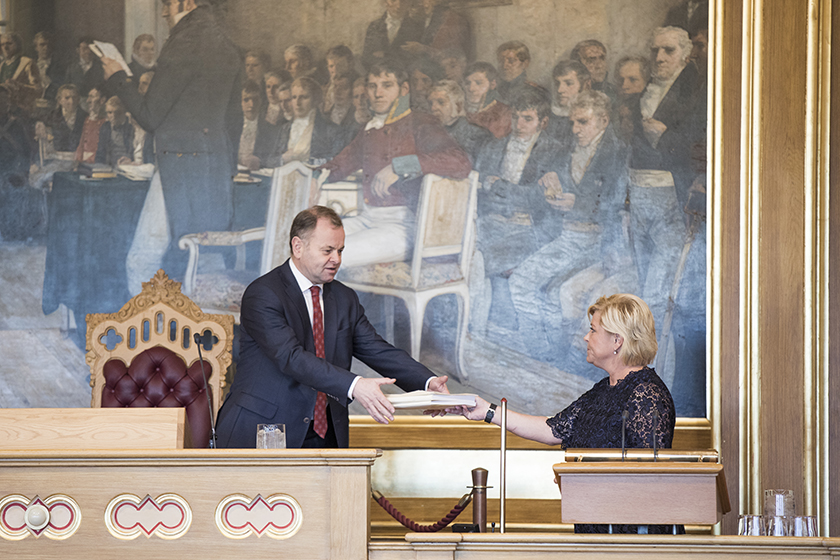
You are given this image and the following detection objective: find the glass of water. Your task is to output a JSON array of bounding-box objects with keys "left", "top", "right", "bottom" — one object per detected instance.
[
  {"left": 256, "top": 424, "right": 286, "bottom": 449},
  {"left": 738, "top": 514, "right": 765, "bottom": 536},
  {"left": 791, "top": 516, "right": 817, "bottom": 537}
]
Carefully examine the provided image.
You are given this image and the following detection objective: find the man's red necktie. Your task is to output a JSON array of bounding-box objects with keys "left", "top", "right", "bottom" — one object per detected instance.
[{"left": 309, "top": 285, "right": 328, "bottom": 439}]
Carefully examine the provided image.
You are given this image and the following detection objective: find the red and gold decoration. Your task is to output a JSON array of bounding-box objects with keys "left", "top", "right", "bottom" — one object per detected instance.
[
  {"left": 215, "top": 493, "right": 302, "bottom": 539},
  {"left": 104, "top": 493, "right": 192, "bottom": 540},
  {"left": 0, "top": 494, "right": 82, "bottom": 540}
]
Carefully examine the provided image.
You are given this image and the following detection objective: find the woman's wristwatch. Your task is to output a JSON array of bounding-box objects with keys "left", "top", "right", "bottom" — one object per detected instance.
[{"left": 484, "top": 403, "right": 497, "bottom": 423}]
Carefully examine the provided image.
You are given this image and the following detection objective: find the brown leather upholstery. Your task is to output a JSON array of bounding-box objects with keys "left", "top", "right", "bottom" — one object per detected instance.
[{"left": 102, "top": 346, "right": 213, "bottom": 447}]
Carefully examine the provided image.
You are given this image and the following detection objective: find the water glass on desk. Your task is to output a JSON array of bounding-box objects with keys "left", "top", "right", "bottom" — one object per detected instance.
[
  {"left": 257, "top": 424, "right": 286, "bottom": 449},
  {"left": 764, "top": 489, "right": 795, "bottom": 518},
  {"left": 766, "top": 515, "right": 790, "bottom": 536},
  {"left": 738, "top": 514, "right": 765, "bottom": 536},
  {"left": 792, "top": 515, "right": 817, "bottom": 537}
]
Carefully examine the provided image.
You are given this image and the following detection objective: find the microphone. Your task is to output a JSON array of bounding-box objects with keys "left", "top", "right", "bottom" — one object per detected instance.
[
  {"left": 621, "top": 410, "right": 629, "bottom": 461},
  {"left": 651, "top": 407, "right": 659, "bottom": 462},
  {"left": 194, "top": 331, "right": 218, "bottom": 449}
]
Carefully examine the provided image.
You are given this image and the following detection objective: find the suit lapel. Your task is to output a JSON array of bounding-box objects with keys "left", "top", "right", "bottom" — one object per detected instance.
[{"left": 278, "top": 262, "right": 313, "bottom": 348}]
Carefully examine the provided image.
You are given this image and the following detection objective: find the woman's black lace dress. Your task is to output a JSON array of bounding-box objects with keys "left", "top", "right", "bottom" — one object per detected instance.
[{"left": 546, "top": 366, "right": 682, "bottom": 534}]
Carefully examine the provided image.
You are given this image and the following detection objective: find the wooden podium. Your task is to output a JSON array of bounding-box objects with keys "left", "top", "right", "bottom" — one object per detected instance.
[{"left": 553, "top": 449, "right": 731, "bottom": 525}]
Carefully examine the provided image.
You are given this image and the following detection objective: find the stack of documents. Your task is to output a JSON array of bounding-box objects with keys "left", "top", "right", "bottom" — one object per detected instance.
[{"left": 387, "top": 391, "right": 477, "bottom": 410}]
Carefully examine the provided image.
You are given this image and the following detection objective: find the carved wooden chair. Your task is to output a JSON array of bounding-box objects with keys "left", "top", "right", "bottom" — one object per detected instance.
[
  {"left": 178, "top": 161, "right": 312, "bottom": 321},
  {"left": 339, "top": 171, "right": 479, "bottom": 379},
  {"left": 86, "top": 270, "right": 234, "bottom": 447}
]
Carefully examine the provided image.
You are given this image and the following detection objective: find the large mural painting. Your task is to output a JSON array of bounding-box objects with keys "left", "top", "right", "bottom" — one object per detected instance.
[{"left": 0, "top": 0, "right": 707, "bottom": 417}]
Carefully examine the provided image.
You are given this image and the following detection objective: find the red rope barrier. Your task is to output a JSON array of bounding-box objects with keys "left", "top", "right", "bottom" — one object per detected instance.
[{"left": 373, "top": 491, "right": 472, "bottom": 533}]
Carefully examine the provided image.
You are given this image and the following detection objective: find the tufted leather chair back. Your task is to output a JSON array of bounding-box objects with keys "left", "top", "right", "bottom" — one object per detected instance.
[{"left": 86, "top": 270, "right": 234, "bottom": 448}]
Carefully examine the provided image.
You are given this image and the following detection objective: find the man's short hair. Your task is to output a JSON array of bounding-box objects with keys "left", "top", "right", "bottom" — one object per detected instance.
[
  {"left": 289, "top": 206, "right": 343, "bottom": 251},
  {"left": 570, "top": 39, "right": 607, "bottom": 62},
  {"left": 552, "top": 59, "right": 590, "bottom": 84},
  {"left": 285, "top": 44, "right": 313, "bottom": 68},
  {"left": 615, "top": 55, "right": 651, "bottom": 85},
  {"left": 292, "top": 76, "right": 324, "bottom": 108},
  {"left": 242, "top": 79, "right": 262, "bottom": 97},
  {"left": 56, "top": 83, "right": 80, "bottom": 100},
  {"left": 34, "top": 31, "right": 52, "bottom": 46},
  {"left": 2, "top": 33, "right": 23, "bottom": 53},
  {"left": 652, "top": 26, "right": 693, "bottom": 62},
  {"left": 245, "top": 49, "right": 271, "bottom": 70},
  {"left": 105, "top": 96, "right": 125, "bottom": 111},
  {"left": 464, "top": 61, "right": 498, "bottom": 83},
  {"left": 409, "top": 56, "right": 445, "bottom": 83},
  {"left": 265, "top": 69, "right": 292, "bottom": 84},
  {"left": 367, "top": 58, "right": 409, "bottom": 87},
  {"left": 509, "top": 85, "right": 550, "bottom": 121},
  {"left": 570, "top": 89, "right": 611, "bottom": 120},
  {"left": 132, "top": 33, "right": 154, "bottom": 54},
  {"left": 430, "top": 79, "right": 466, "bottom": 118},
  {"left": 496, "top": 41, "right": 530, "bottom": 63},
  {"left": 326, "top": 44, "right": 354, "bottom": 64}
]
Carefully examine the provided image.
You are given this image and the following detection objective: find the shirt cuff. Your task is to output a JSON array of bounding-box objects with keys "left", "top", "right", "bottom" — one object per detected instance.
[
  {"left": 391, "top": 155, "right": 422, "bottom": 178},
  {"left": 348, "top": 375, "right": 361, "bottom": 400},
  {"left": 425, "top": 377, "right": 433, "bottom": 391}
]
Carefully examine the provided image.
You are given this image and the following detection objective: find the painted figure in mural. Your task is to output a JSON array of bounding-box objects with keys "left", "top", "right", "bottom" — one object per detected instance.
[
  {"left": 128, "top": 34, "right": 157, "bottom": 79},
  {"left": 545, "top": 60, "right": 590, "bottom": 152},
  {"left": 613, "top": 56, "right": 651, "bottom": 144},
  {"left": 321, "top": 58, "right": 471, "bottom": 268},
  {"left": 0, "top": 32, "right": 42, "bottom": 114},
  {"left": 33, "top": 31, "right": 65, "bottom": 105},
  {"left": 215, "top": 205, "right": 451, "bottom": 448},
  {"left": 428, "top": 79, "right": 490, "bottom": 163},
  {"left": 285, "top": 44, "right": 323, "bottom": 83},
  {"left": 65, "top": 36, "right": 104, "bottom": 102},
  {"left": 362, "top": 0, "right": 424, "bottom": 65},
  {"left": 327, "top": 74, "right": 361, "bottom": 147},
  {"left": 237, "top": 80, "right": 279, "bottom": 171},
  {"left": 508, "top": 90, "right": 632, "bottom": 368},
  {"left": 401, "top": 0, "right": 472, "bottom": 61},
  {"left": 0, "top": 84, "right": 40, "bottom": 242},
  {"left": 463, "top": 61, "right": 510, "bottom": 139},
  {"left": 102, "top": 0, "right": 243, "bottom": 290},
  {"left": 95, "top": 96, "right": 134, "bottom": 167},
  {"left": 625, "top": 26, "right": 705, "bottom": 386},
  {"left": 244, "top": 49, "right": 271, "bottom": 109},
  {"left": 38, "top": 84, "right": 86, "bottom": 152},
  {"left": 322, "top": 45, "right": 355, "bottom": 116},
  {"left": 266, "top": 76, "right": 345, "bottom": 167},
  {"left": 264, "top": 70, "right": 292, "bottom": 126},
  {"left": 437, "top": 48, "right": 468, "bottom": 86},
  {"left": 495, "top": 41, "right": 535, "bottom": 103},
  {"left": 351, "top": 76, "right": 371, "bottom": 128},
  {"left": 471, "top": 86, "right": 565, "bottom": 332},
  {"left": 408, "top": 55, "right": 444, "bottom": 113},
  {"left": 571, "top": 39, "right": 617, "bottom": 102},
  {"left": 73, "top": 85, "right": 106, "bottom": 164},
  {"left": 451, "top": 293, "right": 679, "bottom": 534}
]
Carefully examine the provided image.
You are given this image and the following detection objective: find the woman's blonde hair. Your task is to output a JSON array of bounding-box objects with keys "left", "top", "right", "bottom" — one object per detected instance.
[{"left": 588, "top": 293, "right": 657, "bottom": 367}]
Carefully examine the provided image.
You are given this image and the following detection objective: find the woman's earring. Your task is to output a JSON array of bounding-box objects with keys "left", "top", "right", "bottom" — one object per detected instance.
[{"left": 613, "top": 349, "right": 618, "bottom": 355}]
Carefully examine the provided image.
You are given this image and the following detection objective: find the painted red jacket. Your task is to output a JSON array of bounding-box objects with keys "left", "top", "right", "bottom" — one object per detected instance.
[{"left": 323, "top": 99, "right": 471, "bottom": 208}]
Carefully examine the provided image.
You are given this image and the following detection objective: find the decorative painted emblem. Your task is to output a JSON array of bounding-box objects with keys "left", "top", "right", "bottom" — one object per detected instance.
[
  {"left": 0, "top": 494, "right": 81, "bottom": 540},
  {"left": 215, "top": 494, "right": 302, "bottom": 539},
  {"left": 104, "top": 494, "right": 192, "bottom": 540}
]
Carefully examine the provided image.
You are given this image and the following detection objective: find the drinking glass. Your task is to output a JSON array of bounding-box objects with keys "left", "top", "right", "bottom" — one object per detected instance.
[
  {"left": 738, "top": 514, "right": 765, "bottom": 536},
  {"left": 791, "top": 516, "right": 817, "bottom": 537},
  {"left": 764, "top": 489, "right": 795, "bottom": 518},
  {"left": 256, "top": 424, "right": 286, "bottom": 449},
  {"left": 766, "top": 515, "right": 790, "bottom": 536}
]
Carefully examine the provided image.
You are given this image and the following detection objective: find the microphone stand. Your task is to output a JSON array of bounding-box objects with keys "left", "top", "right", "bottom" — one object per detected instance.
[
  {"left": 194, "top": 332, "right": 217, "bottom": 449},
  {"left": 651, "top": 408, "right": 659, "bottom": 462},
  {"left": 620, "top": 410, "right": 629, "bottom": 461}
]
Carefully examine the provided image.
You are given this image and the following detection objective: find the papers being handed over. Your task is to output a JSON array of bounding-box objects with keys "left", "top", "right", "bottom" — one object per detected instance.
[
  {"left": 89, "top": 41, "right": 133, "bottom": 76},
  {"left": 387, "top": 390, "right": 477, "bottom": 410}
]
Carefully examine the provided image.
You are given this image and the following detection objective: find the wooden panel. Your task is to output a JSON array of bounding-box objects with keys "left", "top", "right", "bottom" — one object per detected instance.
[
  {"left": 330, "top": 466, "right": 370, "bottom": 559},
  {"left": 830, "top": 0, "right": 840, "bottom": 539},
  {"left": 0, "top": 449, "right": 377, "bottom": 560},
  {"left": 350, "top": 417, "right": 712, "bottom": 450},
  {"left": 0, "top": 408, "right": 187, "bottom": 450}
]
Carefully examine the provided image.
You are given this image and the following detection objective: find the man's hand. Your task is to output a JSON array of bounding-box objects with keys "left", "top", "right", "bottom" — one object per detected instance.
[
  {"left": 101, "top": 57, "right": 123, "bottom": 81},
  {"left": 352, "top": 377, "right": 397, "bottom": 424},
  {"left": 546, "top": 192, "right": 575, "bottom": 211},
  {"left": 642, "top": 117, "right": 667, "bottom": 146},
  {"left": 424, "top": 375, "right": 450, "bottom": 417},
  {"left": 539, "top": 171, "right": 563, "bottom": 198},
  {"left": 371, "top": 164, "right": 399, "bottom": 198}
]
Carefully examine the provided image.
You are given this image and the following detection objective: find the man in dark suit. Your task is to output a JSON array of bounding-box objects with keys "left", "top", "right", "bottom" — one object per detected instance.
[
  {"left": 102, "top": 0, "right": 243, "bottom": 279},
  {"left": 362, "top": 0, "right": 423, "bottom": 65},
  {"left": 508, "top": 91, "right": 631, "bottom": 364},
  {"left": 216, "top": 206, "right": 450, "bottom": 448},
  {"left": 65, "top": 36, "right": 103, "bottom": 101},
  {"left": 95, "top": 96, "right": 134, "bottom": 166},
  {"left": 544, "top": 60, "right": 590, "bottom": 153}
]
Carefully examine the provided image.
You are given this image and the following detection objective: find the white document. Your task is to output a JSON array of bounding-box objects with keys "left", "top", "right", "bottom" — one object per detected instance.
[
  {"left": 387, "top": 390, "right": 477, "bottom": 410},
  {"left": 90, "top": 41, "right": 133, "bottom": 77}
]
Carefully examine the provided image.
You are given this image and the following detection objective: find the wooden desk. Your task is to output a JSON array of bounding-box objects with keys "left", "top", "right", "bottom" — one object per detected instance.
[{"left": 0, "top": 449, "right": 378, "bottom": 560}]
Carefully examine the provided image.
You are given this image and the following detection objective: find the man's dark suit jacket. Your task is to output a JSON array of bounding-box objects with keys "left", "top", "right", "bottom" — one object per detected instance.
[
  {"left": 66, "top": 57, "right": 104, "bottom": 98},
  {"left": 215, "top": 261, "right": 435, "bottom": 449},
  {"left": 362, "top": 12, "right": 424, "bottom": 64},
  {"left": 628, "top": 63, "right": 703, "bottom": 208},
  {"left": 46, "top": 106, "right": 87, "bottom": 152},
  {"left": 105, "top": 6, "right": 243, "bottom": 243},
  {"left": 265, "top": 111, "right": 344, "bottom": 167},
  {"left": 95, "top": 119, "right": 135, "bottom": 166}
]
